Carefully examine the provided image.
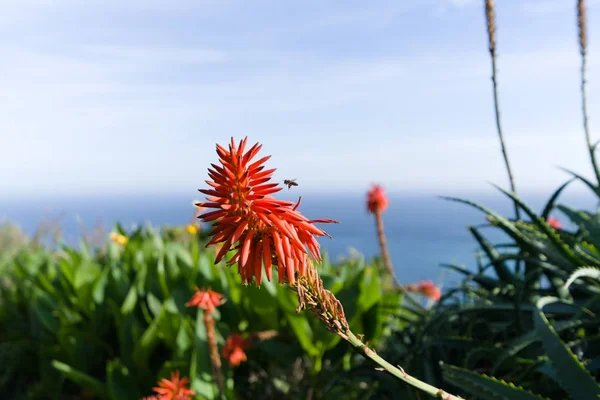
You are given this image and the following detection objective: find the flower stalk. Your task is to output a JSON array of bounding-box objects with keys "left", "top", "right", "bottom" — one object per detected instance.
[
  {"left": 484, "top": 0, "right": 520, "bottom": 220},
  {"left": 577, "top": 0, "right": 600, "bottom": 185},
  {"left": 293, "top": 264, "right": 462, "bottom": 399},
  {"left": 185, "top": 288, "right": 226, "bottom": 398},
  {"left": 346, "top": 331, "right": 463, "bottom": 400},
  {"left": 375, "top": 210, "right": 395, "bottom": 285},
  {"left": 202, "top": 309, "right": 225, "bottom": 396}
]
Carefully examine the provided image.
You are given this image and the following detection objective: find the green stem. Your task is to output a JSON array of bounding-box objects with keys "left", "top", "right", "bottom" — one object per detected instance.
[{"left": 346, "top": 331, "right": 463, "bottom": 399}]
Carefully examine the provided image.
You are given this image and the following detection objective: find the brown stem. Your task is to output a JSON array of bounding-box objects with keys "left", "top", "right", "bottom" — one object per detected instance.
[
  {"left": 202, "top": 309, "right": 225, "bottom": 397},
  {"left": 577, "top": 0, "right": 600, "bottom": 186},
  {"left": 375, "top": 211, "right": 397, "bottom": 285},
  {"left": 375, "top": 211, "right": 424, "bottom": 310},
  {"left": 485, "top": 0, "right": 520, "bottom": 220}
]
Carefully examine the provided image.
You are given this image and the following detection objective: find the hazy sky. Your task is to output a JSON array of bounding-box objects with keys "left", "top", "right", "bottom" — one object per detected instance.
[{"left": 2, "top": 0, "right": 600, "bottom": 198}]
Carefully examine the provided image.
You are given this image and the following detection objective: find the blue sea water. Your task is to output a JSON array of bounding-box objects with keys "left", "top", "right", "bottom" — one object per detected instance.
[{"left": 0, "top": 190, "right": 596, "bottom": 289}]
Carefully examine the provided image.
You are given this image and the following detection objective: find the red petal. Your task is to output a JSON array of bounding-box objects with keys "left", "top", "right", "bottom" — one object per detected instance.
[
  {"left": 215, "top": 238, "right": 233, "bottom": 263},
  {"left": 240, "top": 231, "right": 254, "bottom": 268},
  {"left": 254, "top": 241, "right": 263, "bottom": 286},
  {"left": 247, "top": 155, "right": 271, "bottom": 172},
  {"left": 286, "top": 257, "right": 295, "bottom": 285},
  {"left": 231, "top": 220, "right": 249, "bottom": 243},
  {"left": 262, "top": 237, "right": 272, "bottom": 281}
]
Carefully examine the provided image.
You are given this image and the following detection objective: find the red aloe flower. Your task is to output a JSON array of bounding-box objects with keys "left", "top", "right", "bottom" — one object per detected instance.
[
  {"left": 197, "top": 137, "right": 338, "bottom": 285},
  {"left": 546, "top": 217, "right": 562, "bottom": 230},
  {"left": 416, "top": 280, "right": 441, "bottom": 301},
  {"left": 185, "top": 287, "right": 226, "bottom": 312},
  {"left": 223, "top": 333, "right": 249, "bottom": 367},
  {"left": 366, "top": 184, "right": 388, "bottom": 214},
  {"left": 152, "top": 370, "right": 195, "bottom": 400}
]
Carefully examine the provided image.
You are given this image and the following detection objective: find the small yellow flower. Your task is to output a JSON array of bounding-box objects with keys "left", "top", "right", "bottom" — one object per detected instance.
[
  {"left": 186, "top": 224, "right": 198, "bottom": 235},
  {"left": 110, "top": 232, "right": 129, "bottom": 245}
]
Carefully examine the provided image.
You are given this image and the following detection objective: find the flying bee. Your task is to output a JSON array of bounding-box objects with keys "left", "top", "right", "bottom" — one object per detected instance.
[{"left": 284, "top": 179, "right": 298, "bottom": 189}]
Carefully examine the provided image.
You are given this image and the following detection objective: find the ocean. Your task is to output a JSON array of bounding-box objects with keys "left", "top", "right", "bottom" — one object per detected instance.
[{"left": 1, "top": 190, "right": 596, "bottom": 289}]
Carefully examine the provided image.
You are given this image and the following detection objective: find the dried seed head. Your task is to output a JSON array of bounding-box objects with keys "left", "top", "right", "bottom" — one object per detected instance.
[
  {"left": 578, "top": 0, "right": 587, "bottom": 56},
  {"left": 485, "top": 0, "right": 496, "bottom": 55},
  {"left": 292, "top": 263, "right": 349, "bottom": 339}
]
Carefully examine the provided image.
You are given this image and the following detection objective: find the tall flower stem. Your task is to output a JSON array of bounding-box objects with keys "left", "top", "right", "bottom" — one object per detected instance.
[
  {"left": 202, "top": 310, "right": 225, "bottom": 398},
  {"left": 485, "top": 0, "right": 520, "bottom": 220},
  {"left": 346, "top": 332, "right": 463, "bottom": 399},
  {"left": 375, "top": 212, "right": 425, "bottom": 310},
  {"left": 375, "top": 211, "right": 396, "bottom": 285},
  {"left": 577, "top": 0, "right": 600, "bottom": 185},
  {"left": 294, "top": 266, "right": 462, "bottom": 399}
]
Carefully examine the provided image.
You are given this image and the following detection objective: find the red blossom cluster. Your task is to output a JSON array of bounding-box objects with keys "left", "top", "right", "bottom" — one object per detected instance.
[
  {"left": 546, "top": 217, "right": 562, "bottom": 230},
  {"left": 185, "top": 287, "right": 226, "bottom": 312},
  {"left": 196, "top": 137, "right": 338, "bottom": 285},
  {"left": 222, "top": 333, "right": 249, "bottom": 367},
  {"left": 143, "top": 370, "right": 194, "bottom": 400},
  {"left": 405, "top": 280, "right": 442, "bottom": 302},
  {"left": 366, "top": 184, "right": 389, "bottom": 214}
]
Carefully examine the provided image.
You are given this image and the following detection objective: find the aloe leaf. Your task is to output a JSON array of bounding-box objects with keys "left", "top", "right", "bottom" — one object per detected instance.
[
  {"left": 564, "top": 266, "right": 600, "bottom": 290},
  {"left": 439, "top": 263, "right": 510, "bottom": 292},
  {"left": 541, "top": 178, "right": 575, "bottom": 219},
  {"left": 441, "top": 363, "right": 548, "bottom": 400},
  {"left": 534, "top": 297, "right": 600, "bottom": 399},
  {"left": 492, "top": 186, "right": 584, "bottom": 267},
  {"left": 469, "top": 226, "right": 513, "bottom": 282},
  {"left": 440, "top": 196, "right": 539, "bottom": 254},
  {"left": 560, "top": 167, "right": 600, "bottom": 197},
  {"left": 492, "top": 319, "right": 585, "bottom": 373}
]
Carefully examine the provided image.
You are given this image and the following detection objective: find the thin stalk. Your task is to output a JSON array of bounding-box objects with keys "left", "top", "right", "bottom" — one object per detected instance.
[
  {"left": 202, "top": 310, "right": 225, "bottom": 398},
  {"left": 485, "top": 0, "right": 520, "bottom": 220},
  {"left": 375, "top": 211, "right": 425, "bottom": 310},
  {"left": 375, "top": 211, "right": 397, "bottom": 285},
  {"left": 346, "top": 331, "right": 464, "bottom": 399},
  {"left": 578, "top": 0, "right": 600, "bottom": 185}
]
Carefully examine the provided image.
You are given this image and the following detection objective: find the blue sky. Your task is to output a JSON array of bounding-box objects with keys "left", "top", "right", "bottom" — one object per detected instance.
[{"left": 1, "top": 0, "right": 600, "bottom": 198}]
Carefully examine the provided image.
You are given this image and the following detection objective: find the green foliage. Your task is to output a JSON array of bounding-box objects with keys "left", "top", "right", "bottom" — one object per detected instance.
[
  {"left": 0, "top": 226, "right": 398, "bottom": 399},
  {"left": 376, "top": 182, "right": 600, "bottom": 399}
]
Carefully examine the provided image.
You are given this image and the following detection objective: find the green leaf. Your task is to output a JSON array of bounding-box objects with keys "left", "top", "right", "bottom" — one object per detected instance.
[
  {"left": 469, "top": 226, "right": 513, "bottom": 282},
  {"left": 534, "top": 297, "right": 600, "bottom": 399},
  {"left": 564, "top": 266, "right": 600, "bottom": 290},
  {"left": 557, "top": 205, "right": 600, "bottom": 254},
  {"left": 441, "top": 363, "right": 548, "bottom": 400},
  {"left": 120, "top": 286, "right": 138, "bottom": 315},
  {"left": 440, "top": 196, "right": 540, "bottom": 255},
  {"left": 493, "top": 186, "right": 584, "bottom": 267},
  {"left": 132, "top": 300, "right": 171, "bottom": 368},
  {"left": 560, "top": 168, "right": 600, "bottom": 197},
  {"left": 492, "top": 319, "right": 585, "bottom": 373},
  {"left": 106, "top": 359, "right": 141, "bottom": 400},
  {"left": 357, "top": 266, "right": 382, "bottom": 310},
  {"left": 92, "top": 267, "right": 110, "bottom": 304},
  {"left": 541, "top": 178, "right": 575, "bottom": 219},
  {"left": 52, "top": 360, "right": 108, "bottom": 399},
  {"left": 286, "top": 313, "right": 320, "bottom": 356}
]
